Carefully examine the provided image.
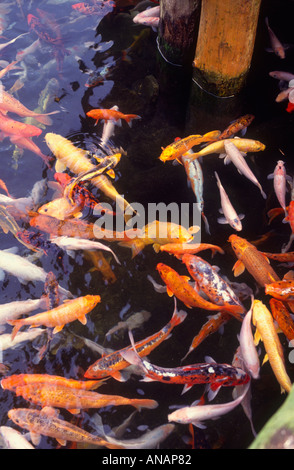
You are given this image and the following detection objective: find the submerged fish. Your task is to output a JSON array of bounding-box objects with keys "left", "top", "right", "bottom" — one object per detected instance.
[
  {"left": 214, "top": 171, "right": 244, "bottom": 231},
  {"left": 87, "top": 108, "right": 141, "bottom": 126}
]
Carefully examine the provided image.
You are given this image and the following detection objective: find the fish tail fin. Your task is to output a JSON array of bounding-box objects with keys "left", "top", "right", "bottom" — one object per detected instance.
[
  {"left": 34, "top": 111, "right": 60, "bottom": 126},
  {"left": 222, "top": 303, "right": 244, "bottom": 320},
  {"left": 201, "top": 212, "right": 211, "bottom": 235},
  {"left": 170, "top": 298, "right": 188, "bottom": 326},
  {"left": 121, "top": 48, "right": 132, "bottom": 63},
  {"left": 118, "top": 239, "right": 145, "bottom": 258},
  {"left": 203, "top": 130, "right": 221, "bottom": 142},
  {"left": 8, "top": 320, "right": 23, "bottom": 340}
]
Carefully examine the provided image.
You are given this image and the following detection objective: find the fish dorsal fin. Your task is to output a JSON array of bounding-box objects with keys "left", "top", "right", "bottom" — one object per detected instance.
[
  {"left": 41, "top": 406, "right": 59, "bottom": 418},
  {"left": 204, "top": 355, "right": 216, "bottom": 363},
  {"left": 181, "top": 275, "right": 190, "bottom": 283}
]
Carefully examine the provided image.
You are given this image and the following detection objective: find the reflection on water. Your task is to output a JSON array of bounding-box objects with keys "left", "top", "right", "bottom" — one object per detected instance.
[{"left": 0, "top": 0, "right": 293, "bottom": 450}]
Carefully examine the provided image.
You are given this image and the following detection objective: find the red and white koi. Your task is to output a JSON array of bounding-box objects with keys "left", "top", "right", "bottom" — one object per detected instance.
[
  {"left": 214, "top": 171, "right": 244, "bottom": 231},
  {"left": 267, "top": 160, "right": 291, "bottom": 214},
  {"left": 222, "top": 140, "right": 266, "bottom": 199},
  {"left": 121, "top": 330, "right": 250, "bottom": 396}
]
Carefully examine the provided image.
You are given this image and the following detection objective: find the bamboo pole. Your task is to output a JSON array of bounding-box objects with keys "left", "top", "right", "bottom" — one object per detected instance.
[
  {"left": 158, "top": 0, "right": 201, "bottom": 66},
  {"left": 193, "top": 0, "right": 262, "bottom": 97}
]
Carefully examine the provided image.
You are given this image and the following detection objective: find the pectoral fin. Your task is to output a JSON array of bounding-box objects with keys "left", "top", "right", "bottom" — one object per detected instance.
[{"left": 232, "top": 259, "right": 245, "bottom": 276}]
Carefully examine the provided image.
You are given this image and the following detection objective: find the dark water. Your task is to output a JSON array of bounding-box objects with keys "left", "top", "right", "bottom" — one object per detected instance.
[{"left": 0, "top": 0, "right": 294, "bottom": 450}]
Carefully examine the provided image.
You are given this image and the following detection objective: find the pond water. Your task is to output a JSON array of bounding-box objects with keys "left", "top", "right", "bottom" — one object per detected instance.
[{"left": 0, "top": 0, "right": 294, "bottom": 450}]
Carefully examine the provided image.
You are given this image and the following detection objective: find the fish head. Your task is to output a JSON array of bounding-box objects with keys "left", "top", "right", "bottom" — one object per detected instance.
[
  {"left": 8, "top": 408, "right": 29, "bottom": 428},
  {"left": 231, "top": 218, "right": 243, "bottom": 232},
  {"left": 159, "top": 147, "right": 174, "bottom": 163},
  {"left": 228, "top": 234, "right": 247, "bottom": 256},
  {"left": 156, "top": 262, "right": 170, "bottom": 278}
]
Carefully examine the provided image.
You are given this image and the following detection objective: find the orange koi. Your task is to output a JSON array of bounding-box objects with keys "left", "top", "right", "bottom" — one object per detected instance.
[
  {"left": 228, "top": 234, "right": 280, "bottom": 287},
  {"left": 252, "top": 299, "right": 292, "bottom": 393},
  {"left": 7, "top": 407, "right": 122, "bottom": 448},
  {"left": 13, "top": 383, "right": 158, "bottom": 414},
  {"left": 84, "top": 300, "right": 187, "bottom": 379},
  {"left": 8, "top": 294, "right": 101, "bottom": 340},
  {"left": 261, "top": 251, "right": 294, "bottom": 263},
  {"left": 9, "top": 135, "right": 51, "bottom": 166},
  {"left": 159, "top": 242, "right": 225, "bottom": 258},
  {"left": 159, "top": 131, "right": 221, "bottom": 163},
  {"left": 157, "top": 263, "right": 242, "bottom": 315},
  {"left": 182, "top": 311, "right": 232, "bottom": 361},
  {"left": 0, "top": 112, "right": 42, "bottom": 138},
  {"left": 1, "top": 373, "right": 103, "bottom": 392},
  {"left": 265, "top": 280, "right": 294, "bottom": 301},
  {"left": 0, "top": 88, "right": 59, "bottom": 126},
  {"left": 84, "top": 250, "right": 117, "bottom": 284},
  {"left": 86, "top": 108, "right": 141, "bottom": 126},
  {"left": 269, "top": 298, "right": 294, "bottom": 341}
]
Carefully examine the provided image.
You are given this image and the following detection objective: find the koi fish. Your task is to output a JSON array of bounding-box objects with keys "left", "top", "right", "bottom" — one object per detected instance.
[
  {"left": 265, "top": 17, "right": 285, "bottom": 59},
  {"left": 7, "top": 407, "right": 122, "bottom": 448},
  {"left": 222, "top": 140, "right": 266, "bottom": 199},
  {"left": 269, "top": 298, "right": 294, "bottom": 342},
  {"left": 239, "top": 298, "right": 260, "bottom": 379},
  {"left": 157, "top": 262, "right": 242, "bottom": 315},
  {"left": 168, "top": 381, "right": 250, "bottom": 428},
  {"left": 102, "top": 423, "right": 175, "bottom": 450},
  {"left": 8, "top": 294, "right": 101, "bottom": 340},
  {"left": 181, "top": 149, "right": 210, "bottom": 233},
  {"left": 260, "top": 251, "right": 294, "bottom": 263},
  {"left": 105, "top": 310, "right": 151, "bottom": 336},
  {"left": 181, "top": 312, "right": 232, "bottom": 361},
  {"left": 269, "top": 71, "right": 294, "bottom": 82},
  {"left": 228, "top": 234, "right": 280, "bottom": 286},
  {"left": 0, "top": 247, "right": 71, "bottom": 298},
  {"left": 121, "top": 330, "right": 250, "bottom": 396},
  {"left": 0, "top": 298, "right": 47, "bottom": 325},
  {"left": 188, "top": 138, "right": 266, "bottom": 160},
  {"left": 159, "top": 242, "right": 225, "bottom": 258},
  {"left": 0, "top": 61, "right": 21, "bottom": 80},
  {"left": 265, "top": 279, "right": 294, "bottom": 301},
  {"left": 213, "top": 114, "right": 255, "bottom": 141},
  {"left": 50, "top": 236, "right": 120, "bottom": 264},
  {"left": 133, "top": 6, "right": 160, "bottom": 30},
  {"left": 84, "top": 300, "right": 187, "bottom": 380},
  {"left": 252, "top": 299, "right": 292, "bottom": 393},
  {"left": 15, "top": 38, "right": 41, "bottom": 62},
  {"left": 44, "top": 271, "right": 60, "bottom": 310},
  {"left": 0, "top": 32, "right": 28, "bottom": 53},
  {"left": 159, "top": 131, "right": 221, "bottom": 163},
  {"left": 0, "top": 426, "right": 34, "bottom": 449},
  {"left": 84, "top": 250, "right": 117, "bottom": 284},
  {"left": 286, "top": 102, "right": 294, "bottom": 113},
  {"left": 0, "top": 87, "right": 59, "bottom": 126},
  {"left": 119, "top": 220, "right": 199, "bottom": 258},
  {"left": 72, "top": 1, "right": 115, "bottom": 15},
  {"left": 1, "top": 374, "right": 104, "bottom": 392},
  {"left": 9, "top": 135, "right": 51, "bottom": 166},
  {"left": 267, "top": 160, "right": 291, "bottom": 214},
  {"left": 0, "top": 328, "right": 46, "bottom": 352},
  {"left": 12, "top": 383, "right": 158, "bottom": 414},
  {"left": 0, "top": 112, "right": 42, "bottom": 138},
  {"left": 122, "top": 28, "right": 151, "bottom": 63},
  {"left": 87, "top": 108, "right": 141, "bottom": 127},
  {"left": 45, "top": 133, "right": 135, "bottom": 218},
  {"left": 214, "top": 171, "right": 244, "bottom": 231},
  {"left": 182, "top": 254, "right": 245, "bottom": 320}
]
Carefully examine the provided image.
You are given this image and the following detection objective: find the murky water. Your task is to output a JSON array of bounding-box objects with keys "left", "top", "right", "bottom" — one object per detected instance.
[{"left": 0, "top": 0, "right": 294, "bottom": 450}]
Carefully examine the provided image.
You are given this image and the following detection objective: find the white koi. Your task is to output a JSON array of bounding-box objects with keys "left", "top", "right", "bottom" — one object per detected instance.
[
  {"left": 167, "top": 381, "right": 250, "bottom": 428},
  {"left": 214, "top": 171, "right": 244, "bottom": 231},
  {"left": 0, "top": 298, "right": 47, "bottom": 325},
  {"left": 0, "top": 32, "right": 29, "bottom": 53},
  {"left": 101, "top": 105, "right": 119, "bottom": 150},
  {"left": 133, "top": 6, "right": 160, "bottom": 30},
  {"left": 223, "top": 140, "right": 266, "bottom": 199},
  {"left": 0, "top": 328, "right": 46, "bottom": 351},
  {"left": 239, "top": 298, "right": 260, "bottom": 379},
  {"left": 105, "top": 310, "right": 151, "bottom": 336},
  {"left": 50, "top": 236, "right": 120, "bottom": 264},
  {"left": 267, "top": 160, "right": 291, "bottom": 214},
  {"left": 0, "top": 426, "right": 35, "bottom": 449}
]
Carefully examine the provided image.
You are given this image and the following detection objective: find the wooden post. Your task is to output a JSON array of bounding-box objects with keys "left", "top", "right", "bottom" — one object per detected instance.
[
  {"left": 158, "top": 0, "right": 201, "bottom": 66},
  {"left": 193, "top": 0, "right": 262, "bottom": 97}
]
